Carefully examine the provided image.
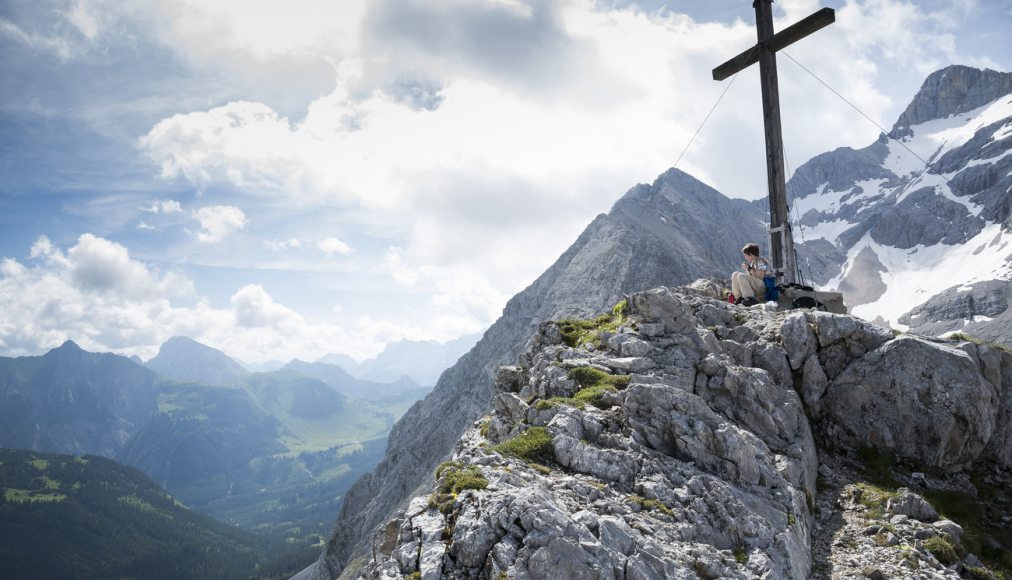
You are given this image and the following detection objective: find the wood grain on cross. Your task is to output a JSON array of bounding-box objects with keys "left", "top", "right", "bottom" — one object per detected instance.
[{"left": 712, "top": 2, "right": 835, "bottom": 285}]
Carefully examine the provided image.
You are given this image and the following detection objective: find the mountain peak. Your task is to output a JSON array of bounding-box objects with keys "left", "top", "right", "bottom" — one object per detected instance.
[
  {"left": 56, "top": 339, "right": 82, "bottom": 352},
  {"left": 146, "top": 336, "right": 247, "bottom": 386},
  {"left": 892, "top": 65, "right": 1012, "bottom": 131}
]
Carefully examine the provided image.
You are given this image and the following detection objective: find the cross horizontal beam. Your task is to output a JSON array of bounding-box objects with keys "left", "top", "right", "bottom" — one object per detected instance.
[{"left": 712, "top": 7, "right": 835, "bottom": 81}]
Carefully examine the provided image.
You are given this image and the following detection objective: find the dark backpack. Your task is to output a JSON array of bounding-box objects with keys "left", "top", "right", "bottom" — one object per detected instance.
[{"left": 792, "top": 296, "right": 826, "bottom": 310}]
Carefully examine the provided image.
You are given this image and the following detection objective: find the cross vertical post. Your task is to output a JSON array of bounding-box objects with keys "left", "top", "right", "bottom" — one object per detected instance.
[
  {"left": 712, "top": 2, "right": 835, "bottom": 286},
  {"left": 755, "top": 0, "right": 796, "bottom": 284}
]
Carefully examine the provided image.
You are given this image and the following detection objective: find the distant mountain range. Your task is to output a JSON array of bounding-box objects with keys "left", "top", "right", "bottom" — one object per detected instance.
[
  {"left": 315, "top": 334, "right": 480, "bottom": 386},
  {"left": 788, "top": 65, "right": 1012, "bottom": 340},
  {"left": 0, "top": 336, "right": 433, "bottom": 558}
]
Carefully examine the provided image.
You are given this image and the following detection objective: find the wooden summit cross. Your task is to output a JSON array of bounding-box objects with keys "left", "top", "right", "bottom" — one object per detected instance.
[{"left": 713, "top": 1, "right": 835, "bottom": 285}]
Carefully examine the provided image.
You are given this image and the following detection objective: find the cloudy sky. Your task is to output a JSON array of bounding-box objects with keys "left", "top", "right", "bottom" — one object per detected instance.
[{"left": 0, "top": 0, "right": 1009, "bottom": 363}]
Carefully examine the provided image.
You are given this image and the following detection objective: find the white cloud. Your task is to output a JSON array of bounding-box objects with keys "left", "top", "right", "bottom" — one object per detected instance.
[
  {"left": 193, "top": 205, "right": 247, "bottom": 243},
  {"left": 0, "top": 234, "right": 482, "bottom": 362},
  {"left": 384, "top": 247, "right": 421, "bottom": 286},
  {"left": 68, "top": 0, "right": 101, "bottom": 41},
  {"left": 133, "top": 0, "right": 982, "bottom": 335},
  {"left": 0, "top": 18, "right": 73, "bottom": 60},
  {"left": 143, "top": 199, "right": 182, "bottom": 214},
  {"left": 317, "top": 237, "right": 352, "bottom": 256},
  {"left": 264, "top": 238, "right": 302, "bottom": 251},
  {"left": 144, "top": 0, "right": 367, "bottom": 63}
]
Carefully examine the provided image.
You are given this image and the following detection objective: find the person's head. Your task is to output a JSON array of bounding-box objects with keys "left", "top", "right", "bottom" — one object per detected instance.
[{"left": 742, "top": 243, "right": 760, "bottom": 258}]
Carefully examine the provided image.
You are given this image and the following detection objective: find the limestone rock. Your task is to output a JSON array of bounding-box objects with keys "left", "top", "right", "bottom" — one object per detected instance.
[
  {"left": 819, "top": 336, "right": 999, "bottom": 471},
  {"left": 932, "top": 519, "right": 963, "bottom": 543},
  {"left": 340, "top": 283, "right": 1012, "bottom": 580},
  {"left": 886, "top": 488, "right": 939, "bottom": 522},
  {"left": 781, "top": 312, "right": 817, "bottom": 370}
]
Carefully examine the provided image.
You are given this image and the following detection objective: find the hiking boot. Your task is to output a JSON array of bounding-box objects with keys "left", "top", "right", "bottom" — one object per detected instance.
[{"left": 740, "top": 297, "right": 759, "bottom": 307}]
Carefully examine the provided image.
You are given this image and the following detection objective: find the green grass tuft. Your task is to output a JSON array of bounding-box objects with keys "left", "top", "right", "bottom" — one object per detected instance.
[
  {"left": 492, "top": 427, "right": 555, "bottom": 465},
  {"left": 435, "top": 461, "right": 463, "bottom": 480},
  {"left": 851, "top": 482, "right": 900, "bottom": 520},
  {"left": 627, "top": 494, "right": 674, "bottom": 518},
  {"left": 428, "top": 463, "right": 488, "bottom": 516},
  {"left": 536, "top": 366, "right": 632, "bottom": 410},
  {"left": 556, "top": 300, "right": 630, "bottom": 348},
  {"left": 965, "top": 566, "right": 1003, "bottom": 580},
  {"left": 428, "top": 493, "right": 455, "bottom": 515},
  {"left": 436, "top": 464, "right": 488, "bottom": 495},
  {"left": 923, "top": 536, "right": 962, "bottom": 565},
  {"left": 923, "top": 480, "right": 1012, "bottom": 574},
  {"left": 529, "top": 463, "right": 551, "bottom": 476}
]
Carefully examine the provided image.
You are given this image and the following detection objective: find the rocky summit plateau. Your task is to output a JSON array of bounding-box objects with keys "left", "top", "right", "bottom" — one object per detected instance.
[{"left": 351, "top": 283, "right": 1011, "bottom": 579}]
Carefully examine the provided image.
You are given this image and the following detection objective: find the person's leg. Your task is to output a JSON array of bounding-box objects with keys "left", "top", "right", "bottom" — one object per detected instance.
[
  {"left": 732, "top": 272, "right": 755, "bottom": 299},
  {"left": 746, "top": 275, "right": 766, "bottom": 301}
]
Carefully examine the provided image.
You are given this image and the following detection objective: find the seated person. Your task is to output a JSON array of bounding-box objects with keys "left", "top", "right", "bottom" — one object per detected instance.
[{"left": 731, "top": 243, "right": 773, "bottom": 305}]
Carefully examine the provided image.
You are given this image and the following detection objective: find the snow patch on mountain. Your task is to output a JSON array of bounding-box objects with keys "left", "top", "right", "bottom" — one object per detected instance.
[
  {"left": 788, "top": 66, "right": 1012, "bottom": 335},
  {"left": 829, "top": 224, "right": 1012, "bottom": 328},
  {"left": 887, "top": 96, "right": 1012, "bottom": 178}
]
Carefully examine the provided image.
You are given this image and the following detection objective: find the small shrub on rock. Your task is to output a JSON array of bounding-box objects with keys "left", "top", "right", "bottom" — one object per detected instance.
[
  {"left": 492, "top": 427, "right": 555, "bottom": 465},
  {"left": 437, "top": 464, "right": 488, "bottom": 495}
]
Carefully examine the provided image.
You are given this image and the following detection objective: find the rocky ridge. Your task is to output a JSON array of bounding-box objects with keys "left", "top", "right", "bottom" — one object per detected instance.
[
  {"left": 354, "top": 283, "right": 1011, "bottom": 579},
  {"left": 307, "top": 170, "right": 766, "bottom": 579}
]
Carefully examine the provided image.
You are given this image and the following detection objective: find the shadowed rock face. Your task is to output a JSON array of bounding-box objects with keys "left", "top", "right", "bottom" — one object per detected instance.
[
  {"left": 309, "top": 170, "right": 766, "bottom": 578},
  {"left": 352, "top": 286, "right": 1011, "bottom": 579}
]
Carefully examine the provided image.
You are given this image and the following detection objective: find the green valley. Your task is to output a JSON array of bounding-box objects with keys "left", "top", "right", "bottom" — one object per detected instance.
[{"left": 0, "top": 449, "right": 310, "bottom": 579}]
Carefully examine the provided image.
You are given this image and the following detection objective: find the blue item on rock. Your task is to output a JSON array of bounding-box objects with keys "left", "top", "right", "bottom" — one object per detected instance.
[{"left": 763, "top": 276, "right": 779, "bottom": 302}]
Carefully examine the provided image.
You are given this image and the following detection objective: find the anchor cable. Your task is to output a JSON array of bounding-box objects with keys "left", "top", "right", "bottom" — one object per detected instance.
[{"left": 631, "top": 71, "right": 741, "bottom": 224}]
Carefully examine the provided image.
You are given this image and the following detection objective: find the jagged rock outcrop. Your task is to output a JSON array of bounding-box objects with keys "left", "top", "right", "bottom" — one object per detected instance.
[
  {"left": 898, "top": 280, "right": 1012, "bottom": 348},
  {"left": 351, "top": 286, "right": 1012, "bottom": 578},
  {"left": 307, "top": 170, "right": 766, "bottom": 579}
]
